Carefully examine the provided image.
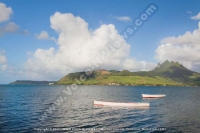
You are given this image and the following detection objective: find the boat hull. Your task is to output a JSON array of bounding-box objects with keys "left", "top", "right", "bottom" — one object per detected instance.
[
  {"left": 142, "top": 94, "right": 166, "bottom": 98},
  {"left": 94, "top": 100, "right": 150, "bottom": 107}
]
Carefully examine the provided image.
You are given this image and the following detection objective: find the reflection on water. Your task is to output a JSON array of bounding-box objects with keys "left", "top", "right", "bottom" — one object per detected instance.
[{"left": 0, "top": 85, "right": 200, "bottom": 132}]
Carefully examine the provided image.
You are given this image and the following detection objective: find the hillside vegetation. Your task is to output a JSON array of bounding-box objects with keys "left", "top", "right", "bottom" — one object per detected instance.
[{"left": 56, "top": 60, "right": 200, "bottom": 86}]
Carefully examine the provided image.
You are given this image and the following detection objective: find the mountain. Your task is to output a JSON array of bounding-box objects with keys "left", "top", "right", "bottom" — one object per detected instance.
[
  {"left": 9, "top": 80, "right": 56, "bottom": 85},
  {"left": 150, "top": 60, "right": 200, "bottom": 84},
  {"left": 57, "top": 60, "right": 200, "bottom": 86}
]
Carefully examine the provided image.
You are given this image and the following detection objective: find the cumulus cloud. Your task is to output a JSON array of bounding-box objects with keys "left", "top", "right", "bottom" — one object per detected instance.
[
  {"left": 187, "top": 11, "right": 192, "bottom": 14},
  {"left": 155, "top": 22, "right": 200, "bottom": 71},
  {"left": 123, "top": 58, "right": 156, "bottom": 71},
  {"left": 161, "top": 22, "right": 200, "bottom": 45},
  {"left": 0, "top": 22, "right": 29, "bottom": 36},
  {"left": 0, "top": 2, "right": 13, "bottom": 22},
  {"left": 0, "top": 3, "right": 28, "bottom": 36},
  {"left": 35, "top": 31, "right": 55, "bottom": 40},
  {"left": 191, "top": 12, "right": 200, "bottom": 20},
  {"left": 25, "top": 12, "right": 155, "bottom": 80}
]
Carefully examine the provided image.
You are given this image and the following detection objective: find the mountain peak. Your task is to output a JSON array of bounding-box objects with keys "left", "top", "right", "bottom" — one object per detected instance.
[
  {"left": 163, "top": 60, "right": 176, "bottom": 65},
  {"left": 150, "top": 60, "right": 199, "bottom": 83},
  {"left": 165, "top": 60, "right": 170, "bottom": 63},
  {"left": 153, "top": 60, "right": 184, "bottom": 72}
]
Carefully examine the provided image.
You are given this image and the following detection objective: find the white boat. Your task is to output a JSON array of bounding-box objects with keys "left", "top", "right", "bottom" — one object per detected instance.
[
  {"left": 94, "top": 100, "right": 150, "bottom": 107},
  {"left": 142, "top": 94, "right": 166, "bottom": 98}
]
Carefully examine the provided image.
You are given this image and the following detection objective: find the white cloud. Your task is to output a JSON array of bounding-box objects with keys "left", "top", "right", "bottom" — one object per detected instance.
[
  {"left": 155, "top": 22, "right": 200, "bottom": 72},
  {"left": 111, "top": 15, "right": 132, "bottom": 22},
  {"left": 99, "top": 21, "right": 104, "bottom": 25},
  {"left": 1, "top": 64, "right": 7, "bottom": 71},
  {"left": 0, "top": 49, "right": 7, "bottom": 71},
  {"left": 25, "top": 12, "right": 155, "bottom": 80},
  {"left": 191, "top": 12, "right": 200, "bottom": 20},
  {"left": 0, "top": 22, "right": 18, "bottom": 35},
  {"left": 0, "top": 2, "right": 13, "bottom": 23},
  {"left": 22, "top": 29, "right": 29, "bottom": 35},
  {"left": 0, "top": 50, "right": 7, "bottom": 64},
  {"left": 0, "top": 3, "right": 28, "bottom": 36},
  {"left": 35, "top": 31, "right": 55, "bottom": 40},
  {"left": 116, "top": 16, "right": 132, "bottom": 22},
  {"left": 161, "top": 22, "right": 200, "bottom": 45},
  {"left": 123, "top": 58, "right": 156, "bottom": 71},
  {"left": 187, "top": 11, "right": 192, "bottom": 14},
  {"left": 0, "top": 22, "right": 29, "bottom": 36}
]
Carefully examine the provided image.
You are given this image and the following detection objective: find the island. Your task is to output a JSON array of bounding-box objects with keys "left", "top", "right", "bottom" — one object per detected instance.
[
  {"left": 56, "top": 60, "right": 200, "bottom": 86},
  {"left": 9, "top": 80, "right": 56, "bottom": 85},
  {"left": 9, "top": 60, "right": 200, "bottom": 86}
]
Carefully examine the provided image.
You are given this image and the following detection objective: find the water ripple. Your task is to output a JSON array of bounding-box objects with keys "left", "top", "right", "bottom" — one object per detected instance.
[{"left": 0, "top": 85, "right": 200, "bottom": 133}]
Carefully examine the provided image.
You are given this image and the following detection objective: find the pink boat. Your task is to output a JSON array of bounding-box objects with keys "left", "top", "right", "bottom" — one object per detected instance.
[
  {"left": 142, "top": 94, "right": 166, "bottom": 98},
  {"left": 94, "top": 100, "right": 150, "bottom": 107}
]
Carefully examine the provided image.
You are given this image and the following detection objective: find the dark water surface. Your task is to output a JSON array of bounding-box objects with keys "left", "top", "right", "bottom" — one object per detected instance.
[{"left": 0, "top": 85, "right": 200, "bottom": 133}]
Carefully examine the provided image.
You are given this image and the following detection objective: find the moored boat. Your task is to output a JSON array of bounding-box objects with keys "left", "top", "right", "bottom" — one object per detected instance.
[
  {"left": 142, "top": 94, "right": 166, "bottom": 98},
  {"left": 94, "top": 100, "right": 150, "bottom": 107}
]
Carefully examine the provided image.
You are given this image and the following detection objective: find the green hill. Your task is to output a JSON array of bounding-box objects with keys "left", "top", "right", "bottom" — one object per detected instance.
[
  {"left": 150, "top": 60, "right": 200, "bottom": 84},
  {"left": 56, "top": 60, "right": 200, "bottom": 86}
]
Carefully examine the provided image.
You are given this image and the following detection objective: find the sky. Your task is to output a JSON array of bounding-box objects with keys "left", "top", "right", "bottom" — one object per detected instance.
[{"left": 0, "top": 0, "right": 200, "bottom": 84}]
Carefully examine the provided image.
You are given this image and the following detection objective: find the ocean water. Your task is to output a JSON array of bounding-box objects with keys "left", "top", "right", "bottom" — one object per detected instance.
[{"left": 0, "top": 85, "right": 200, "bottom": 133}]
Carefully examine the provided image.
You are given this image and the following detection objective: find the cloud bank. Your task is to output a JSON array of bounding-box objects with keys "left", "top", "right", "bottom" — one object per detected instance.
[
  {"left": 25, "top": 12, "right": 155, "bottom": 80},
  {"left": 155, "top": 22, "right": 200, "bottom": 72}
]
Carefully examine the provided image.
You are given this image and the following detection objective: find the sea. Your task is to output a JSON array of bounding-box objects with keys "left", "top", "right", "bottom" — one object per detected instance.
[{"left": 0, "top": 85, "right": 200, "bottom": 133}]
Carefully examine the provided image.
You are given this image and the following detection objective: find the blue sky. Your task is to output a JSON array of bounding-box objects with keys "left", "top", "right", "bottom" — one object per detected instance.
[{"left": 0, "top": 0, "right": 200, "bottom": 84}]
